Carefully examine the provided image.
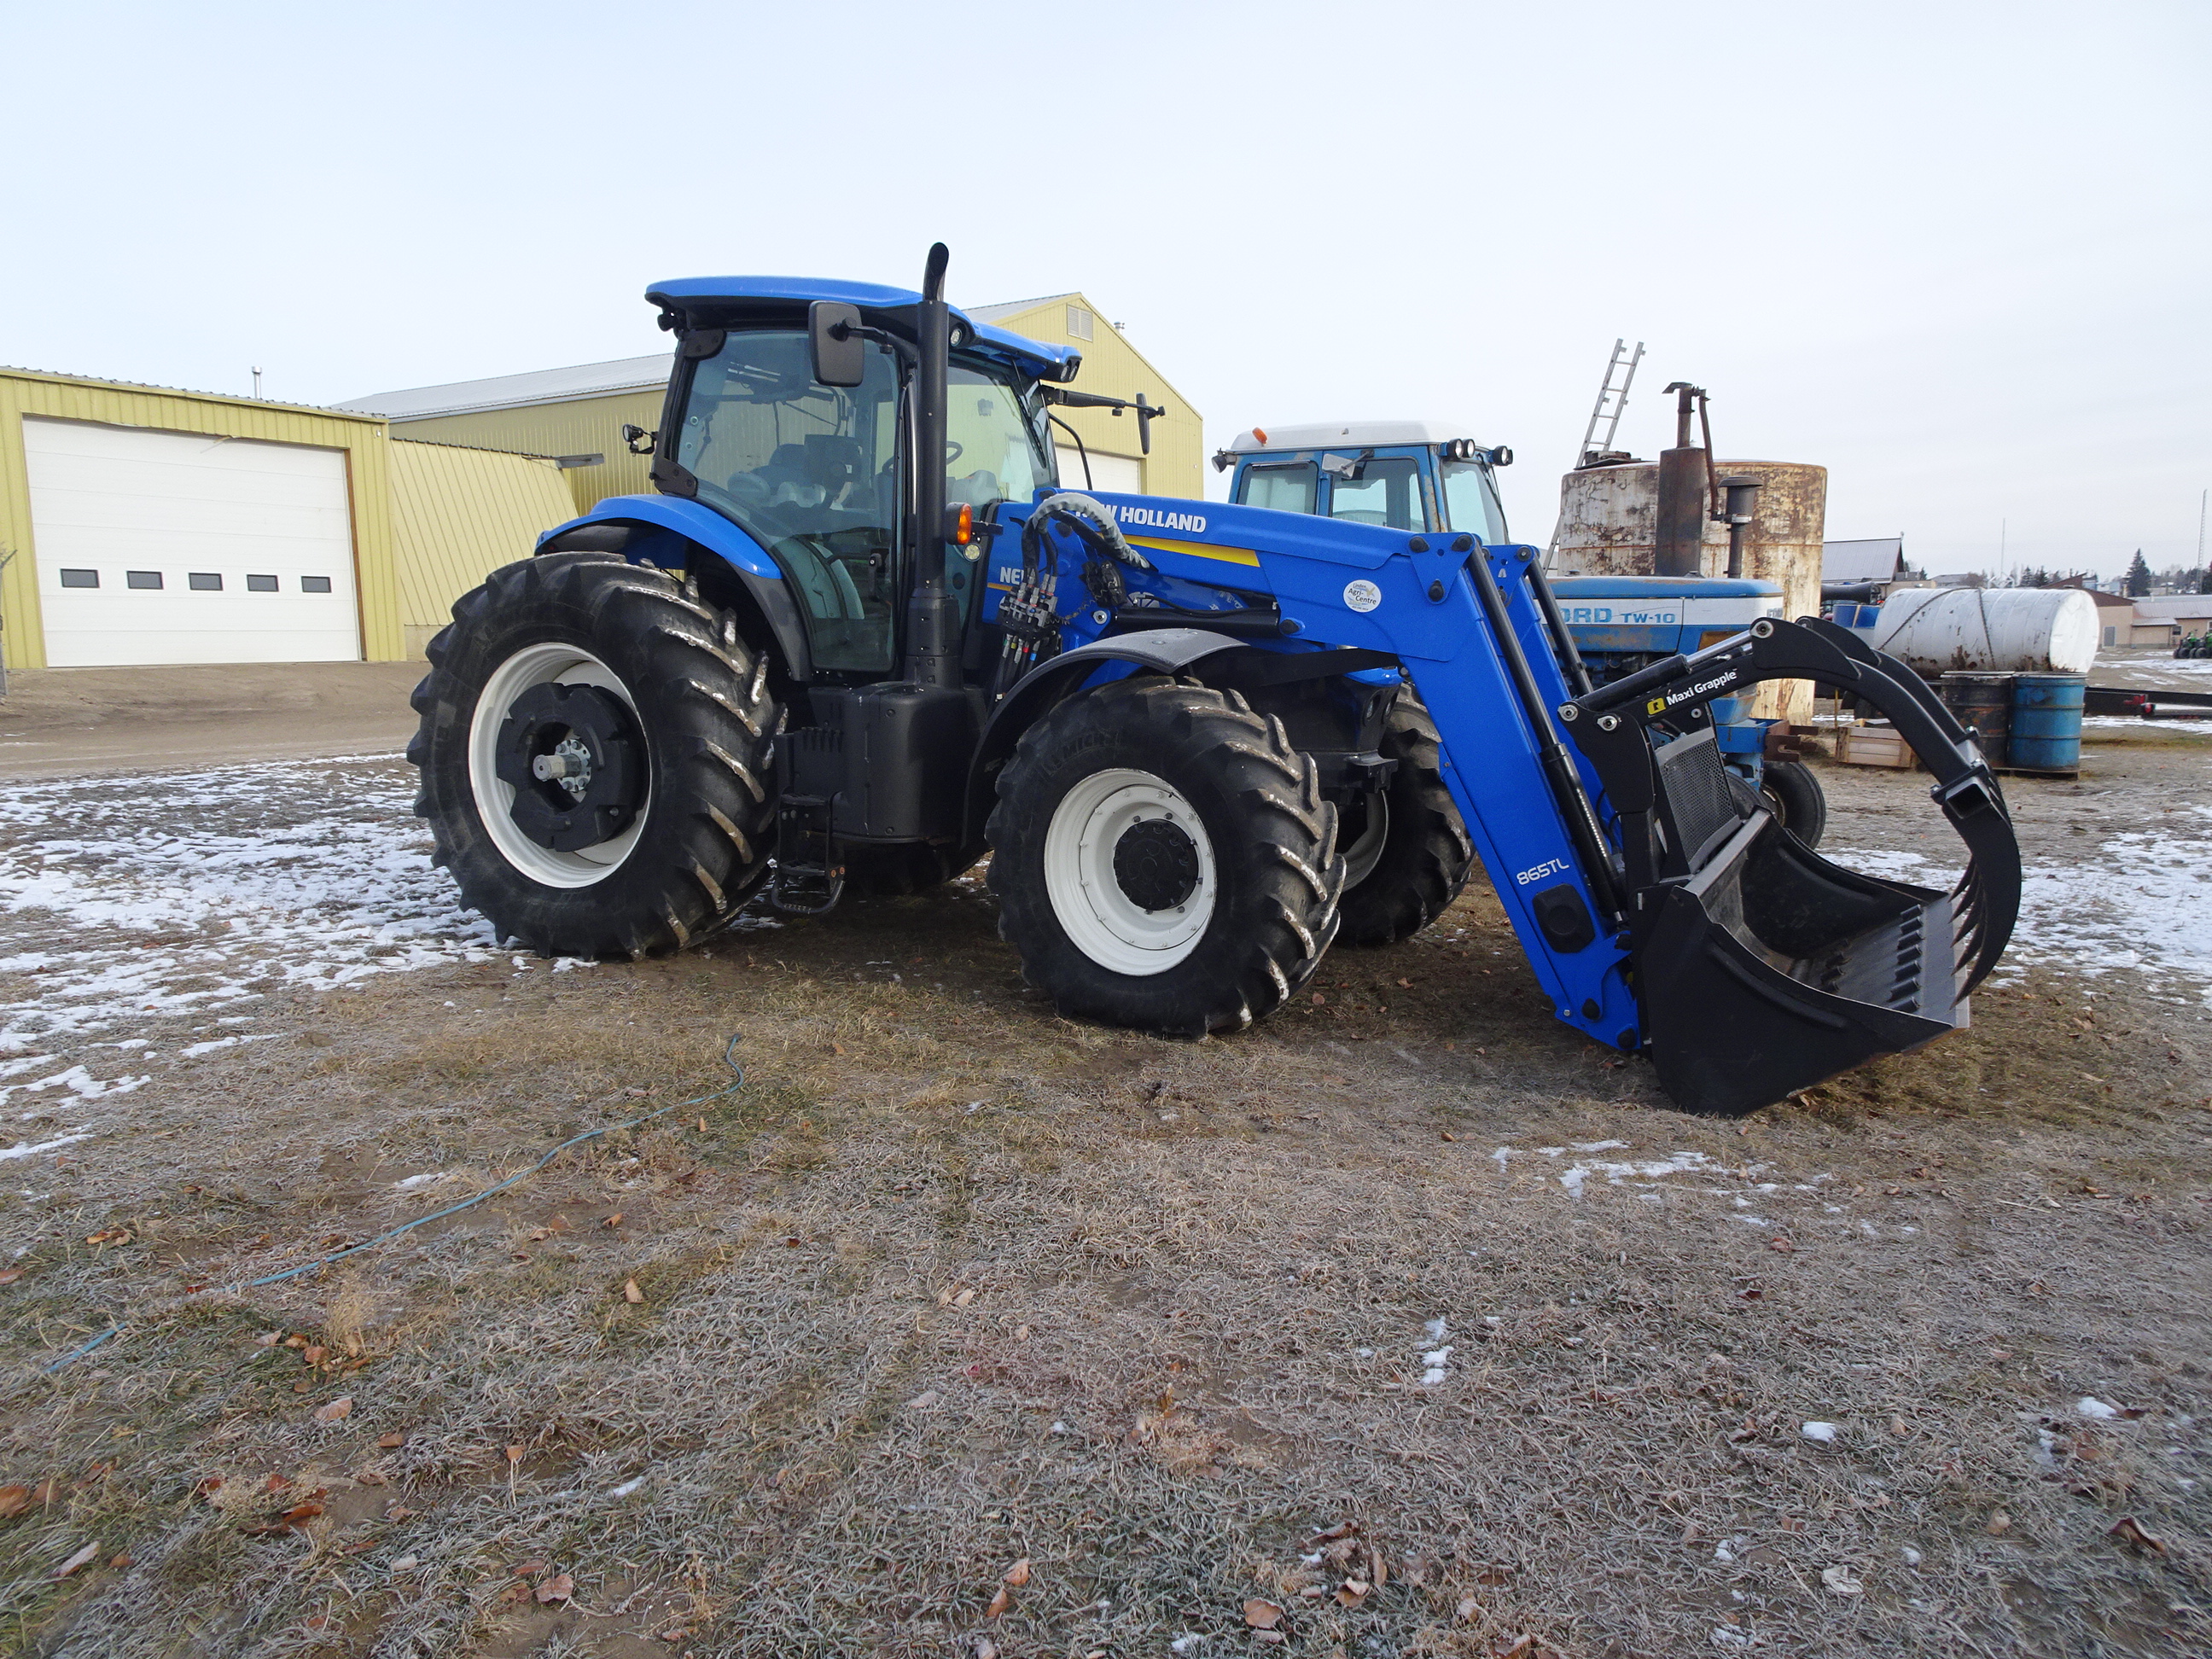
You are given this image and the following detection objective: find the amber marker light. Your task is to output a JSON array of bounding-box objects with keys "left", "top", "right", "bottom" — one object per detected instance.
[{"left": 952, "top": 503, "right": 975, "bottom": 545}]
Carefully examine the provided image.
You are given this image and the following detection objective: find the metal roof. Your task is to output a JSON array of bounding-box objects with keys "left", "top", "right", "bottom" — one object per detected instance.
[
  {"left": 336, "top": 353, "right": 672, "bottom": 421},
  {"left": 1821, "top": 537, "right": 1905, "bottom": 583},
  {"left": 342, "top": 282, "right": 1086, "bottom": 422},
  {"left": 965, "top": 294, "right": 1080, "bottom": 323},
  {"left": 1227, "top": 420, "right": 1488, "bottom": 453}
]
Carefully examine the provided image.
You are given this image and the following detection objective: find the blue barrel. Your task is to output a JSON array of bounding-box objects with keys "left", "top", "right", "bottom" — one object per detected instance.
[
  {"left": 2008, "top": 672, "right": 2085, "bottom": 771},
  {"left": 1831, "top": 602, "right": 1860, "bottom": 628}
]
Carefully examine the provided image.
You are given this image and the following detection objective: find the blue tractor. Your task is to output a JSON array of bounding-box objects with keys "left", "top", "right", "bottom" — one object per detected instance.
[
  {"left": 1218, "top": 424, "right": 1826, "bottom": 846},
  {"left": 410, "top": 247, "right": 2019, "bottom": 1115}
]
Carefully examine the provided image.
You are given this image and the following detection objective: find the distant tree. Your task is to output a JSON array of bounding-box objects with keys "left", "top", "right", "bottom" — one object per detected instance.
[
  {"left": 2201, "top": 566, "right": 2212, "bottom": 596},
  {"left": 2125, "top": 550, "right": 2151, "bottom": 597}
]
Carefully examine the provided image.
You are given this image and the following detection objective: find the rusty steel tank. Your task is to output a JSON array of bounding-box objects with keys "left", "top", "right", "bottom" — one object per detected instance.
[{"left": 1550, "top": 457, "right": 1828, "bottom": 722}]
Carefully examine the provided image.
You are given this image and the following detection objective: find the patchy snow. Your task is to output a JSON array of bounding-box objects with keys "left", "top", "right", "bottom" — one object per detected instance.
[
  {"left": 0, "top": 756, "right": 499, "bottom": 1056},
  {"left": 177, "top": 1033, "right": 281, "bottom": 1059},
  {"left": 1828, "top": 809, "right": 2212, "bottom": 1003},
  {"left": 0, "top": 1131, "right": 91, "bottom": 1162},
  {"left": 2077, "top": 1395, "right": 2121, "bottom": 1420}
]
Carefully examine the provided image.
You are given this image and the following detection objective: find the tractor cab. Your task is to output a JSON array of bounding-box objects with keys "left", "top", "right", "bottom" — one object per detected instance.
[{"left": 1217, "top": 421, "right": 1512, "bottom": 544}]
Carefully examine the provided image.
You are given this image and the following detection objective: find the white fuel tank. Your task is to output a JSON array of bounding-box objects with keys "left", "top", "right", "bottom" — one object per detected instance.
[{"left": 1865, "top": 587, "right": 2100, "bottom": 676}]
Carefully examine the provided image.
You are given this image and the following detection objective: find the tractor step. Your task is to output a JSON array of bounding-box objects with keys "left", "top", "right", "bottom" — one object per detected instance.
[{"left": 767, "top": 791, "right": 845, "bottom": 916}]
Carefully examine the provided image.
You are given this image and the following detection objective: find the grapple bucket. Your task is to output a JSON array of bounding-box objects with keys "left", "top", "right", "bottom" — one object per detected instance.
[{"left": 1566, "top": 618, "right": 2021, "bottom": 1115}]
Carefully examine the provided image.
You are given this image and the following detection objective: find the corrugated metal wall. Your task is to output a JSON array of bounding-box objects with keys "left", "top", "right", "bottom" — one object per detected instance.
[
  {"left": 980, "top": 296, "right": 1204, "bottom": 500},
  {"left": 0, "top": 368, "right": 401, "bottom": 667},
  {"left": 388, "top": 440, "right": 579, "bottom": 655},
  {"left": 390, "top": 389, "right": 666, "bottom": 515}
]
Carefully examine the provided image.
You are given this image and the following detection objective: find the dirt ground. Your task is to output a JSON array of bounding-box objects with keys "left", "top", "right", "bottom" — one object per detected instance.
[
  {"left": 0, "top": 664, "right": 422, "bottom": 782},
  {"left": 0, "top": 703, "right": 2207, "bottom": 1656}
]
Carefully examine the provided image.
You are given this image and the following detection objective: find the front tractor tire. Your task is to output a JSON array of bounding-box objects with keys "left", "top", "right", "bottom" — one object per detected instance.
[
  {"left": 987, "top": 677, "right": 1344, "bottom": 1038},
  {"left": 408, "top": 551, "right": 781, "bottom": 959},
  {"left": 1335, "top": 690, "right": 1476, "bottom": 946}
]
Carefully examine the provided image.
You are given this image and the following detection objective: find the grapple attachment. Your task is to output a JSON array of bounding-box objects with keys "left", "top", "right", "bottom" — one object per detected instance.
[{"left": 1566, "top": 618, "right": 2021, "bottom": 1115}]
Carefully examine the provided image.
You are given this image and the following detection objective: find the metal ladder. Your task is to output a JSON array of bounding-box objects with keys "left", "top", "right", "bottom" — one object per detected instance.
[{"left": 1575, "top": 338, "right": 1644, "bottom": 469}]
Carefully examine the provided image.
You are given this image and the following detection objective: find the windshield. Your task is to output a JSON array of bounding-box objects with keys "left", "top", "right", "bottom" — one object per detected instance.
[
  {"left": 946, "top": 364, "right": 1053, "bottom": 512},
  {"left": 1328, "top": 455, "right": 1429, "bottom": 531},
  {"left": 1441, "top": 459, "right": 1509, "bottom": 544},
  {"left": 676, "top": 329, "right": 901, "bottom": 675}
]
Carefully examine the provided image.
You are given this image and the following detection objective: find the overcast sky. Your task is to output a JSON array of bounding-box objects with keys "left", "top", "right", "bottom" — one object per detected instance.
[{"left": 7, "top": 1, "right": 2205, "bottom": 578}]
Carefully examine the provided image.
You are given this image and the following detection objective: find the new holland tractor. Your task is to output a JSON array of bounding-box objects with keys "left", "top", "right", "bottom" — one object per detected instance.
[{"left": 408, "top": 245, "right": 2022, "bottom": 1115}]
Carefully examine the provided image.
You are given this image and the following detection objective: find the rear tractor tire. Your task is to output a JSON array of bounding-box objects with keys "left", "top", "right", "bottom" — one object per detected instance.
[
  {"left": 987, "top": 677, "right": 1344, "bottom": 1037},
  {"left": 408, "top": 550, "right": 781, "bottom": 958},
  {"left": 1335, "top": 689, "right": 1476, "bottom": 946},
  {"left": 1759, "top": 760, "right": 1827, "bottom": 851}
]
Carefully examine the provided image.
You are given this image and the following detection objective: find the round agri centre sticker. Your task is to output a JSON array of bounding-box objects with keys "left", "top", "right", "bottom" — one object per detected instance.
[{"left": 1342, "top": 579, "right": 1382, "bottom": 613}]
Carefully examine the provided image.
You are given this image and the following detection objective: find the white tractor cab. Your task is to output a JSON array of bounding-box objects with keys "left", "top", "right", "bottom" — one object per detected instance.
[{"left": 1214, "top": 421, "right": 1511, "bottom": 544}]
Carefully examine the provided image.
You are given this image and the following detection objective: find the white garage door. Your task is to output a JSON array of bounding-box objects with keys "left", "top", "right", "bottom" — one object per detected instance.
[
  {"left": 1053, "top": 445, "right": 1144, "bottom": 495},
  {"left": 25, "top": 418, "right": 361, "bottom": 667}
]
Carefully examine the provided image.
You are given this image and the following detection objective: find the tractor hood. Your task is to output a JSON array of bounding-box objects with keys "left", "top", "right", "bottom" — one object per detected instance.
[{"left": 645, "top": 275, "right": 1082, "bottom": 384}]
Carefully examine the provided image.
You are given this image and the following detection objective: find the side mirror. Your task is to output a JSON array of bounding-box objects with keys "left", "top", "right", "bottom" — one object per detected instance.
[{"left": 809, "top": 300, "right": 865, "bottom": 387}]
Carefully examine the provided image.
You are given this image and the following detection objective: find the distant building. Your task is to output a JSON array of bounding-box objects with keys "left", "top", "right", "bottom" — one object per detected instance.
[{"left": 1822, "top": 536, "right": 1905, "bottom": 591}]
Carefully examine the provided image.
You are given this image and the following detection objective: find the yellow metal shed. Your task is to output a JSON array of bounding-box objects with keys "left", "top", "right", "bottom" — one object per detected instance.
[
  {"left": 0, "top": 367, "right": 402, "bottom": 669},
  {"left": 387, "top": 439, "right": 579, "bottom": 655}
]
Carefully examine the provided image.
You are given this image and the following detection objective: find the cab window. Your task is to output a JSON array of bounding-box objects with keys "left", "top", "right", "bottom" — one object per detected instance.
[
  {"left": 676, "top": 329, "right": 901, "bottom": 677},
  {"left": 1441, "top": 459, "right": 1509, "bottom": 543},
  {"left": 1327, "top": 455, "right": 1429, "bottom": 531},
  {"left": 1237, "top": 462, "right": 1318, "bottom": 515}
]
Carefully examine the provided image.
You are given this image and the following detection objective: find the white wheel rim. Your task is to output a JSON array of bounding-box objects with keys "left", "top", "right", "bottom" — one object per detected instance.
[
  {"left": 466, "top": 642, "right": 649, "bottom": 889},
  {"left": 1043, "top": 768, "right": 1216, "bottom": 975}
]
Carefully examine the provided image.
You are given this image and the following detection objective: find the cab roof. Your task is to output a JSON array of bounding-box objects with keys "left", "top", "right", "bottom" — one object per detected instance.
[
  {"left": 644, "top": 276, "right": 1081, "bottom": 384},
  {"left": 1229, "top": 419, "right": 1489, "bottom": 453}
]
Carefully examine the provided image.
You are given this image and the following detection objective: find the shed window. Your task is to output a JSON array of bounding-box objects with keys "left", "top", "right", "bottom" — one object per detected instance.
[
  {"left": 301, "top": 575, "right": 333, "bottom": 594},
  {"left": 554, "top": 453, "right": 604, "bottom": 469},
  {"left": 247, "top": 574, "right": 279, "bottom": 592},
  {"left": 59, "top": 568, "right": 99, "bottom": 589},
  {"left": 189, "top": 573, "right": 223, "bottom": 591},
  {"left": 1065, "top": 305, "right": 1094, "bottom": 341},
  {"left": 126, "top": 570, "right": 164, "bottom": 591}
]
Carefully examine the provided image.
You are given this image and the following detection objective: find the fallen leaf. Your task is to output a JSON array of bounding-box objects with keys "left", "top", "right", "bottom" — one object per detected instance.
[
  {"left": 1457, "top": 1594, "right": 1481, "bottom": 1621},
  {"left": 352, "top": 1469, "right": 387, "bottom": 1486},
  {"left": 1336, "top": 1578, "right": 1371, "bottom": 1607},
  {"left": 108, "top": 1552, "right": 131, "bottom": 1569},
  {"left": 505, "top": 1445, "right": 527, "bottom": 1465},
  {"left": 1820, "top": 1565, "right": 1863, "bottom": 1595},
  {"left": 391, "top": 1554, "right": 419, "bottom": 1572},
  {"left": 51, "top": 1541, "right": 99, "bottom": 1579},
  {"left": 903, "top": 1390, "right": 940, "bottom": 1410},
  {"left": 383, "top": 1502, "right": 415, "bottom": 1521},
  {"left": 279, "top": 1502, "right": 323, "bottom": 1526},
  {"left": 377, "top": 1432, "right": 406, "bottom": 1450},
  {"left": 1311, "top": 1521, "right": 1354, "bottom": 1541},
  {"left": 512, "top": 1558, "right": 548, "bottom": 1576},
  {"left": 952, "top": 1288, "right": 975, "bottom": 1307},
  {"left": 0, "top": 1485, "right": 29, "bottom": 1519},
  {"left": 986, "top": 1586, "right": 1011, "bottom": 1618},
  {"left": 2110, "top": 1516, "right": 2168, "bottom": 1556},
  {"left": 602, "top": 1213, "right": 623, "bottom": 1229},
  {"left": 975, "top": 1639, "right": 998, "bottom": 1659},
  {"left": 313, "top": 1397, "right": 353, "bottom": 1422},
  {"left": 284, "top": 1335, "right": 306, "bottom": 1348},
  {"left": 623, "top": 1278, "right": 644, "bottom": 1304},
  {"left": 1985, "top": 1511, "right": 2012, "bottom": 1536},
  {"left": 263, "top": 1473, "right": 288, "bottom": 1493},
  {"left": 0, "top": 1270, "right": 21, "bottom": 1285},
  {"left": 1441, "top": 1132, "right": 1456, "bottom": 1142},
  {"left": 528, "top": 1228, "right": 552, "bottom": 1242},
  {"left": 301, "top": 1345, "right": 326, "bottom": 1365},
  {"left": 535, "top": 1572, "right": 574, "bottom": 1604},
  {"left": 1243, "top": 1598, "right": 1285, "bottom": 1629},
  {"left": 1003, "top": 1558, "right": 1031, "bottom": 1586}
]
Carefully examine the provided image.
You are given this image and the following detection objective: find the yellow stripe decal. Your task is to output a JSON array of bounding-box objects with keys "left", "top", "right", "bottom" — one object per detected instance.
[{"left": 1126, "top": 534, "right": 1261, "bottom": 568}]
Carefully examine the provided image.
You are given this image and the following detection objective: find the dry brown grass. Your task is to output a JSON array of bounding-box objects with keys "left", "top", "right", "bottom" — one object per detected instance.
[{"left": 0, "top": 750, "right": 2209, "bottom": 1657}]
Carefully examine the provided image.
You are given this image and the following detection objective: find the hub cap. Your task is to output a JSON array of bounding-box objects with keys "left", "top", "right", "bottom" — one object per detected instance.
[
  {"left": 468, "top": 643, "right": 649, "bottom": 888},
  {"left": 1043, "top": 769, "right": 1217, "bottom": 975}
]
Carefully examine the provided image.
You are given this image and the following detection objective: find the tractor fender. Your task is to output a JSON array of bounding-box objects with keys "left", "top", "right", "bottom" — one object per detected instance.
[
  {"left": 964, "top": 628, "right": 1394, "bottom": 842},
  {"left": 536, "top": 495, "right": 812, "bottom": 682}
]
